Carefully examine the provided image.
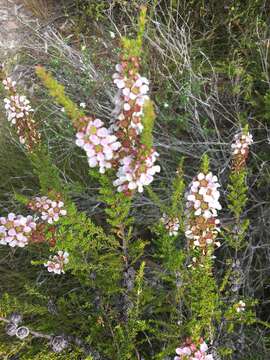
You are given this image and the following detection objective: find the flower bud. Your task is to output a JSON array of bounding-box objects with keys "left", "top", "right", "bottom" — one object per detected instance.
[
  {"left": 51, "top": 335, "right": 69, "bottom": 353},
  {"left": 9, "top": 312, "right": 23, "bottom": 325},
  {"left": 16, "top": 326, "right": 30, "bottom": 340},
  {"left": 5, "top": 323, "right": 17, "bottom": 336}
]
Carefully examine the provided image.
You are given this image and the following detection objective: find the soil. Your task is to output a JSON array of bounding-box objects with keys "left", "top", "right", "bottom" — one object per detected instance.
[{"left": 0, "top": 0, "right": 35, "bottom": 60}]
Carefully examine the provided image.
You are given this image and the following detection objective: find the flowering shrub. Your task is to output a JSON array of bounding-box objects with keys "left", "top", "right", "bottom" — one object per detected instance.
[{"left": 0, "top": 6, "right": 263, "bottom": 360}]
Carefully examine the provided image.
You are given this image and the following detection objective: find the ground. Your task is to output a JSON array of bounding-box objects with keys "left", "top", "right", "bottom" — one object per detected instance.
[{"left": 0, "top": 0, "right": 35, "bottom": 60}]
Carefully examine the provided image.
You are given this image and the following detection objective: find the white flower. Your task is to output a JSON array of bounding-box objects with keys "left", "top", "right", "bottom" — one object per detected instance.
[
  {"left": 236, "top": 300, "right": 246, "bottom": 313},
  {"left": 79, "top": 102, "right": 86, "bottom": 108},
  {"left": 197, "top": 173, "right": 205, "bottom": 181},
  {"left": 109, "top": 31, "right": 115, "bottom": 39},
  {"left": 123, "top": 103, "right": 131, "bottom": 111}
]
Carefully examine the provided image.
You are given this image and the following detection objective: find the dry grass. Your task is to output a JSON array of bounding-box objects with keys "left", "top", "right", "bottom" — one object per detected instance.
[{"left": 22, "top": 0, "right": 52, "bottom": 19}]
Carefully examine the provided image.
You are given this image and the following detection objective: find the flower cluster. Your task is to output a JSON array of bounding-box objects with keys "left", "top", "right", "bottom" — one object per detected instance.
[
  {"left": 112, "top": 61, "right": 149, "bottom": 137},
  {"left": 175, "top": 339, "right": 213, "bottom": 360},
  {"left": 44, "top": 251, "right": 69, "bottom": 274},
  {"left": 28, "top": 196, "right": 67, "bottom": 224},
  {"left": 185, "top": 172, "right": 221, "bottom": 249},
  {"left": 231, "top": 131, "right": 253, "bottom": 156},
  {"left": 75, "top": 117, "right": 121, "bottom": 174},
  {"left": 186, "top": 173, "right": 221, "bottom": 218},
  {"left": 161, "top": 213, "right": 180, "bottom": 236},
  {"left": 4, "top": 95, "right": 33, "bottom": 125},
  {"left": 110, "top": 56, "right": 160, "bottom": 194},
  {"left": 113, "top": 150, "right": 160, "bottom": 194},
  {"left": 231, "top": 130, "right": 253, "bottom": 171},
  {"left": 0, "top": 213, "right": 37, "bottom": 247},
  {"left": 2, "top": 77, "right": 40, "bottom": 150},
  {"left": 2, "top": 77, "right": 16, "bottom": 91},
  {"left": 70, "top": 56, "right": 159, "bottom": 194}
]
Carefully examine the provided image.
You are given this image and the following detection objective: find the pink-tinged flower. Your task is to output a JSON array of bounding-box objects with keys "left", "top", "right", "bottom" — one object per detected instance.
[
  {"left": 75, "top": 118, "right": 120, "bottom": 174},
  {"left": 176, "top": 347, "right": 192, "bottom": 356},
  {"left": 161, "top": 213, "right": 180, "bottom": 236},
  {"left": 110, "top": 57, "right": 160, "bottom": 195},
  {"left": 192, "top": 353, "right": 203, "bottom": 359},
  {"left": 200, "top": 342, "right": 208, "bottom": 353},
  {"left": 28, "top": 197, "right": 67, "bottom": 224},
  {"left": 174, "top": 339, "right": 213, "bottom": 360},
  {"left": 113, "top": 150, "right": 160, "bottom": 194},
  {"left": 0, "top": 214, "right": 37, "bottom": 247},
  {"left": 44, "top": 251, "right": 69, "bottom": 275}
]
